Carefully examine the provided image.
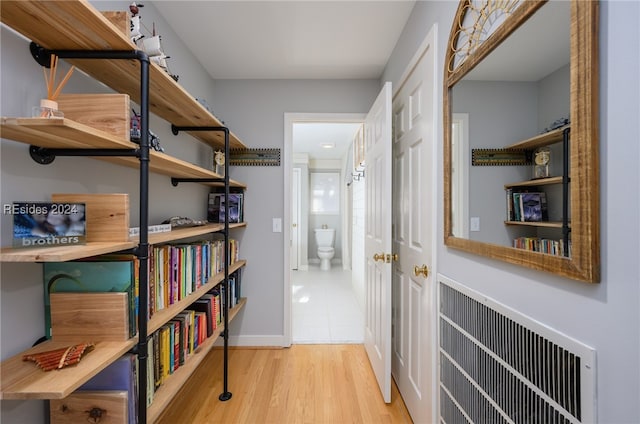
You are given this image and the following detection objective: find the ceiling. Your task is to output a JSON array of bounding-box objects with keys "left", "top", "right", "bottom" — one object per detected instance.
[
  {"left": 152, "top": 1, "right": 414, "bottom": 160},
  {"left": 293, "top": 122, "right": 362, "bottom": 160},
  {"left": 152, "top": 1, "right": 416, "bottom": 80}
]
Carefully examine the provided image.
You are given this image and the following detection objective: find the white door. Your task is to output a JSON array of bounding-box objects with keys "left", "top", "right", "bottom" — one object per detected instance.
[
  {"left": 391, "top": 29, "right": 437, "bottom": 423},
  {"left": 364, "top": 81, "right": 393, "bottom": 403},
  {"left": 291, "top": 167, "right": 301, "bottom": 270}
]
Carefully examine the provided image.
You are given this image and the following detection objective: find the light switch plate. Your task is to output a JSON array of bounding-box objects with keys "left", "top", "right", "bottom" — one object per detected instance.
[{"left": 272, "top": 218, "right": 282, "bottom": 233}]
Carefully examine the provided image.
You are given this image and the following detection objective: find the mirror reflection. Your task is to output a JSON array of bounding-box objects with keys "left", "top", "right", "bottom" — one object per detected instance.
[{"left": 450, "top": 1, "right": 571, "bottom": 255}]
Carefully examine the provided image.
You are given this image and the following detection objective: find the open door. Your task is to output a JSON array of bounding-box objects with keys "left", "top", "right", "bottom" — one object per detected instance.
[{"left": 364, "top": 81, "right": 393, "bottom": 403}]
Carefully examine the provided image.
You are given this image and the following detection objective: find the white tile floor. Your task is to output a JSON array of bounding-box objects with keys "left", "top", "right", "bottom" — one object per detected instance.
[{"left": 292, "top": 264, "right": 364, "bottom": 344}]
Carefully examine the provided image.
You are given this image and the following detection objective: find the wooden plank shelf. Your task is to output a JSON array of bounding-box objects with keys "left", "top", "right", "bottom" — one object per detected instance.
[
  {"left": 147, "top": 297, "right": 247, "bottom": 423},
  {"left": 0, "top": 241, "right": 136, "bottom": 263},
  {"left": 504, "top": 220, "right": 568, "bottom": 229},
  {"left": 147, "top": 260, "right": 247, "bottom": 335},
  {"left": 1, "top": 223, "right": 247, "bottom": 263},
  {"left": 0, "top": 117, "right": 245, "bottom": 188},
  {"left": 138, "top": 223, "right": 247, "bottom": 246},
  {"left": 0, "top": 339, "right": 137, "bottom": 400},
  {"left": 504, "top": 176, "right": 564, "bottom": 188},
  {"left": 505, "top": 125, "right": 570, "bottom": 150},
  {"left": 0, "top": 1, "right": 246, "bottom": 151}
]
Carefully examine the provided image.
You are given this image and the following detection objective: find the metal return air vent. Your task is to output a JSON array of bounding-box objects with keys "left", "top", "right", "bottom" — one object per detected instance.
[{"left": 438, "top": 277, "right": 596, "bottom": 424}]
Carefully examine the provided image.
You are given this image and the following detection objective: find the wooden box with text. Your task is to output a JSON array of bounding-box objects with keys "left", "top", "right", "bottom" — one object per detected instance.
[{"left": 51, "top": 193, "right": 129, "bottom": 242}]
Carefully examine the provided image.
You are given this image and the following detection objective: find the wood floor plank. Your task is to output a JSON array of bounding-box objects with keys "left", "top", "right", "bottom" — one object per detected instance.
[{"left": 157, "top": 345, "right": 413, "bottom": 424}]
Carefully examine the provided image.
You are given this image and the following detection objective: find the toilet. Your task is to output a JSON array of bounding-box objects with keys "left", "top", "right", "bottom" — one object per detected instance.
[{"left": 314, "top": 228, "right": 335, "bottom": 271}]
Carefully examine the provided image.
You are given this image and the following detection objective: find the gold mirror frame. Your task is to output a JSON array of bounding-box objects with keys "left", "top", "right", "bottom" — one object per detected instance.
[{"left": 443, "top": 0, "right": 600, "bottom": 283}]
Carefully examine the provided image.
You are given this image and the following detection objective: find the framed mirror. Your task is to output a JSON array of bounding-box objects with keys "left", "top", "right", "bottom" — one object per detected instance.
[{"left": 443, "top": 0, "right": 600, "bottom": 283}]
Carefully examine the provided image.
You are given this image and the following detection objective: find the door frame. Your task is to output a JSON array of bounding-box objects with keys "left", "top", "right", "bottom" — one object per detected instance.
[{"left": 283, "top": 112, "right": 367, "bottom": 347}]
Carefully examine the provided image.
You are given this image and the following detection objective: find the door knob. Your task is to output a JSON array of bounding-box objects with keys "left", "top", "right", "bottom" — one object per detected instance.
[
  {"left": 414, "top": 264, "right": 429, "bottom": 278},
  {"left": 292, "top": 223, "right": 297, "bottom": 227},
  {"left": 386, "top": 253, "right": 398, "bottom": 263},
  {"left": 373, "top": 253, "right": 385, "bottom": 262}
]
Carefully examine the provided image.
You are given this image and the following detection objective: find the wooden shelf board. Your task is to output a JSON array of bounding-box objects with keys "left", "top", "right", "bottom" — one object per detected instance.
[
  {"left": 504, "top": 176, "right": 564, "bottom": 188},
  {"left": 0, "top": 117, "right": 246, "bottom": 188},
  {"left": 504, "top": 220, "right": 567, "bottom": 228},
  {"left": 147, "top": 260, "right": 247, "bottom": 335},
  {"left": 1, "top": 224, "right": 248, "bottom": 263},
  {"left": 0, "top": 339, "right": 137, "bottom": 400},
  {"left": 0, "top": 1, "right": 246, "bottom": 150},
  {"left": 1, "top": 117, "right": 136, "bottom": 149},
  {"left": 505, "top": 125, "right": 570, "bottom": 150},
  {"left": 131, "top": 223, "right": 246, "bottom": 246},
  {"left": 0, "top": 241, "right": 136, "bottom": 263},
  {"left": 147, "top": 298, "right": 247, "bottom": 423}
]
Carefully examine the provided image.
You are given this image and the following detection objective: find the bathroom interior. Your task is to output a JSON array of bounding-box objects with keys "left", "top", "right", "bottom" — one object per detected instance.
[{"left": 291, "top": 121, "right": 365, "bottom": 344}]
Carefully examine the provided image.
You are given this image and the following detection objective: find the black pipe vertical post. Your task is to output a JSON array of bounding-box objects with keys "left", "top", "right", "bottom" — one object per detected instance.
[
  {"left": 219, "top": 127, "right": 232, "bottom": 401},
  {"left": 562, "top": 127, "right": 571, "bottom": 257},
  {"left": 137, "top": 54, "right": 150, "bottom": 424}
]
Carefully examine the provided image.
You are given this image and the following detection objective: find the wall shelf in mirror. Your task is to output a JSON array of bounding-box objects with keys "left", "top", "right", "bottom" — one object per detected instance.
[{"left": 443, "top": 0, "right": 599, "bottom": 282}]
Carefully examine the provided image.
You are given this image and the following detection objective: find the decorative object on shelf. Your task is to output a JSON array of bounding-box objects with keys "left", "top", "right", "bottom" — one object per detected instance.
[
  {"left": 130, "top": 108, "right": 164, "bottom": 152},
  {"left": 214, "top": 150, "right": 225, "bottom": 175},
  {"left": 229, "top": 148, "right": 281, "bottom": 166},
  {"left": 22, "top": 343, "right": 95, "bottom": 371},
  {"left": 129, "top": 3, "right": 179, "bottom": 81},
  {"left": 128, "top": 223, "right": 172, "bottom": 237},
  {"left": 34, "top": 54, "right": 75, "bottom": 118},
  {"left": 208, "top": 192, "right": 244, "bottom": 223},
  {"left": 161, "top": 216, "right": 208, "bottom": 228},
  {"left": 11, "top": 201, "right": 86, "bottom": 248},
  {"left": 542, "top": 117, "right": 570, "bottom": 133},
  {"left": 471, "top": 148, "right": 532, "bottom": 166},
  {"left": 533, "top": 146, "right": 551, "bottom": 179}
]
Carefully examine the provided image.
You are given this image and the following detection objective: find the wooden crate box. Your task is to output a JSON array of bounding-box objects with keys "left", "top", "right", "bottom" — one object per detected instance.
[
  {"left": 50, "top": 293, "right": 129, "bottom": 342},
  {"left": 50, "top": 391, "right": 128, "bottom": 424},
  {"left": 57, "top": 93, "right": 130, "bottom": 141},
  {"left": 51, "top": 193, "right": 129, "bottom": 243}
]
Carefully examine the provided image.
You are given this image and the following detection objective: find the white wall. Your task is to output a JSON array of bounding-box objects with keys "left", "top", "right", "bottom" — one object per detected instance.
[
  {"left": 383, "top": 1, "right": 640, "bottom": 423},
  {"left": 0, "top": 2, "right": 223, "bottom": 422},
  {"left": 209, "top": 79, "right": 380, "bottom": 342}
]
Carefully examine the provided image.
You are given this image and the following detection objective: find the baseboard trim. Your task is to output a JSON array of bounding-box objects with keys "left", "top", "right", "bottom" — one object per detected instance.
[{"left": 214, "top": 335, "right": 289, "bottom": 348}]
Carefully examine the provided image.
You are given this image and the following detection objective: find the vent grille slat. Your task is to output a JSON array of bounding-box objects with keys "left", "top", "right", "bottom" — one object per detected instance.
[{"left": 439, "top": 281, "right": 593, "bottom": 423}]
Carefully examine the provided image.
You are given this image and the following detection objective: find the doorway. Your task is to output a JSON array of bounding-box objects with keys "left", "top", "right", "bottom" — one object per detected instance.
[{"left": 284, "top": 113, "right": 366, "bottom": 344}]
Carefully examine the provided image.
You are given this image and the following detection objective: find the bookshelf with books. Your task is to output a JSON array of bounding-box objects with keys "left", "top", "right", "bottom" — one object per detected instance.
[
  {"left": 0, "top": 2, "right": 248, "bottom": 423},
  {"left": 503, "top": 126, "right": 571, "bottom": 257}
]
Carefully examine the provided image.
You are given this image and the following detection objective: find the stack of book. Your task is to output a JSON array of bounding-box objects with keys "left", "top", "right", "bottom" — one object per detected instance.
[
  {"left": 506, "top": 189, "right": 548, "bottom": 222},
  {"left": 513, "top": 237, "right": 571, "bottom": 257},
  {"left": 208, "top": 191, "right": 244, "bottom": 223}
]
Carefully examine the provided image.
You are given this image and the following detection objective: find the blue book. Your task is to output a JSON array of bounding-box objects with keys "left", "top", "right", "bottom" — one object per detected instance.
[{"left": 78, "top": 353, "right": 137, "bottom": 424}]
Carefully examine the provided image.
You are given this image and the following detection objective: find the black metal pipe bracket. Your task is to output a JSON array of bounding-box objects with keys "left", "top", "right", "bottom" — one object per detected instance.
[
  {"left": 171, "top": 125, "right": 229, "bottom": 136},
  {"left": 171, "top": 177, "right": 225, "bottom": 187},
  {"left": 29, "top": 146, "right": 139, "bottom": 165}
]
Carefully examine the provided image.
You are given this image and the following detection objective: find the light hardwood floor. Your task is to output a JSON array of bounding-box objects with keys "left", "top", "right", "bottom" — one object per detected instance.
[{"left": 158, "top": 344, "right": 413, "bottom": 423}]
